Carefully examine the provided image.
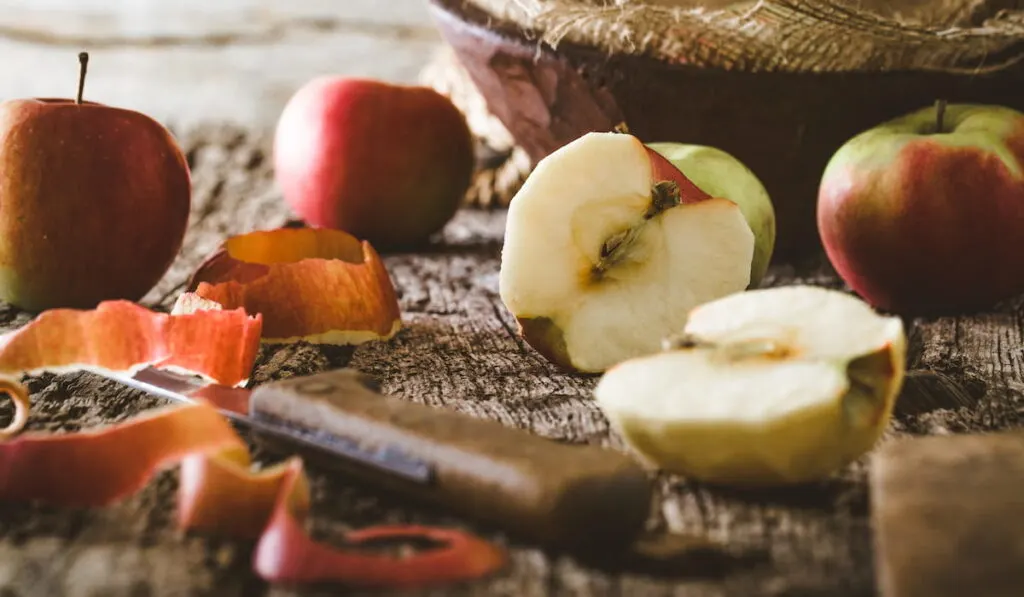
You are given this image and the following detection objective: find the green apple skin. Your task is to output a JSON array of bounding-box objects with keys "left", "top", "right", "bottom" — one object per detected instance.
[
  {"left": 0, "top": 98, "right": 191, "bottom": 312},
  {"left": 817, "top": 103, "right": 1024, "bottom": 315},
  {"left": 646, "top": 143, "right": 776, "bottom": 287}
]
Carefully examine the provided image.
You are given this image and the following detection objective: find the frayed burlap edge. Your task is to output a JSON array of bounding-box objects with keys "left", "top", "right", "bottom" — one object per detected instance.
[
  {"left": 469, "top": 0, "right": 1024, "bottom": 74},
  {"left": 419, "top": 46, "right": 532, "bottom": 209}
]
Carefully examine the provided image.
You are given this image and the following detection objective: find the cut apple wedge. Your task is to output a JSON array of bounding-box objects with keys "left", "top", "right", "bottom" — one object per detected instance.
[
  {"left": 594, "top": 285, "right": 907, "bottom": 487},
  {"left": 499, "top": 131, "right": 755, "bottom": 373}
]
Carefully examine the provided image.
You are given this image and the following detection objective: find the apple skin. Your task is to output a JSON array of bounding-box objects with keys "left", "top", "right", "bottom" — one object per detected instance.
[
  {"left": 817, "top": 103, "right": 1024, "bottom": 315},
  {"left": 0, "top": 98, "right": 191, "bottom": 312},
  {"left": 646, "top": 143, "right": 777, "bottom": 287},
  {"left": 274, "top": 78, "right": 475, "bottom": 250}
]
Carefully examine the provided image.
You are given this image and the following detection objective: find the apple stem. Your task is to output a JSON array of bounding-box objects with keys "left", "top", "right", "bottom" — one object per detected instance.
[
  {"left": 591, "top": 182, "right": 682, "bottom": 281},
  {"left": 612, "top": 122, "right": 631, "bottom": 134},
  {"left": 646, "top": 182, "right": 682, "bottom": 217},
  {"left": 935, "top": 99, "right": 947, "bottom": 133},
  {"left": 76, "top": 52, "right": 89, "bottom": 105}
]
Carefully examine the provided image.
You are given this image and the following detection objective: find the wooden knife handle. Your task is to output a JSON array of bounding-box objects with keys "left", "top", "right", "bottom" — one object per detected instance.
[{"left": 248, "top": 368, "right": 652, "bottom": 551}]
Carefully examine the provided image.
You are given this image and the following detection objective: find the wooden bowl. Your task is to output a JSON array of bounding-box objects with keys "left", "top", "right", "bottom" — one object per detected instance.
[{"left": 426, "top": 0, "right": 1024, "bottom": 260}]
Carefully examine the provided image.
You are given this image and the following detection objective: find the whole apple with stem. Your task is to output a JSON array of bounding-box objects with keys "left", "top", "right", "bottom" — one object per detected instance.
[
  {"left": 818, "top": 100, "right": 1024, "bottom": 315},
  {"left": 274, "top": 77, "right": 475, "bottom": 250},
  {"left": 499, "top": 131, "right": 776, "bottom": 374},
  {"left": 0, "top": 52, "right": 191, "bottom": 312}
]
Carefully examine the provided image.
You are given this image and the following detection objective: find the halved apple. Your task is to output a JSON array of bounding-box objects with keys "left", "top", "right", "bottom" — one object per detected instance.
[
  {"left": 499, "top": 131, "right": 757, "bottom": 373},
  {"left": 593, "top": 285, "right": 906, "bottom": 487}
]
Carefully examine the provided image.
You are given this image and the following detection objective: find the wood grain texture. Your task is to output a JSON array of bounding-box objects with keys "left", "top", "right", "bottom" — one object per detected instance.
[{"left": 0, "top": 125, "right": 1021, "bottom": 597}]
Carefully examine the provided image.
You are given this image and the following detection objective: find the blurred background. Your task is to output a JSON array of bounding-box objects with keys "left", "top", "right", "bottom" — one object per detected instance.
[{"left": 0, "top": 0, "right": 443, "bottom": 131}]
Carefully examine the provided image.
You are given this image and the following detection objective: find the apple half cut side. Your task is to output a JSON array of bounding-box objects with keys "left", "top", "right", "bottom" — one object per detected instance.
[
  {"left": 180, "top": 227, "right": 402, "bottom": 345},
  {"left": 499, "top": 131, "right": 755, "bottom": 373},
  {"left": 594, "top": 285, "right": 907, "bottom": 487}
]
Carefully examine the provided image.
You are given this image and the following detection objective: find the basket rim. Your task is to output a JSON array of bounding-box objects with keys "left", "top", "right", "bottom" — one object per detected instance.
[{"left": 427, "top": 0, "right": 1024, "bottom": 76}]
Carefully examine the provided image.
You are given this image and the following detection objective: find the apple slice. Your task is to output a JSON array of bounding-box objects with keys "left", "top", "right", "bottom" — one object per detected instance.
[
  {"left": 499, "top": 131, "right": 755, "bottom": 373},
  {"left": 594, "top": 285, "right": 906, "bottom": 487}
]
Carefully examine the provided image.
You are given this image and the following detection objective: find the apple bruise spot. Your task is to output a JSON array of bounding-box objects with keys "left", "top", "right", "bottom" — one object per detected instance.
[{"left": 590, "top": 181, "right": 682, "bottom": 283}]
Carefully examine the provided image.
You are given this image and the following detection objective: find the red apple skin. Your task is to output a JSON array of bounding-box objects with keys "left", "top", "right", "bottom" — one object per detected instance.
[
  {"left": 644, "top": 146, "right": 712, "bottom": 204},
  {"left": 0, "top": 98, "right": 191, "bottom": 312},
  {"left": 817, "top": 103, "right": 1024, "bottom": 315},
  {"left": 274, "top": 78, "right": 475, "bottom": 250}
]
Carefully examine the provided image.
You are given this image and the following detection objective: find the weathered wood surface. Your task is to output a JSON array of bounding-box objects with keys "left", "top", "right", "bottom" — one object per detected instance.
[{"left": 0, "top": 125, "right": 1019, "bottom": 597}]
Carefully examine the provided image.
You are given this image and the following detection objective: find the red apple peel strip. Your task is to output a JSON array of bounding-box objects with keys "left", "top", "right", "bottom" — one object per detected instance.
[
  {"left": 0, "top": 399, "right": 506, "bottom": 588},
  {"left": 0, "top": 402, "right": 242, "bottom": 505},
  {"left": 0, "top": 300, "right": 262, "bottom": 387},
  {"left": 251, "top": 462, "right": 506, "bottom": 588},
  {"left": 0, "top": 299, "right": 505, "bottom": 588}
]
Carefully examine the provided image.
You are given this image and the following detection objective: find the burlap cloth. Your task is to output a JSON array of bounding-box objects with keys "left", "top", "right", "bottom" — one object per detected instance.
[{"left": 470, "top": 0, "right": 1024, "bottom": 74}]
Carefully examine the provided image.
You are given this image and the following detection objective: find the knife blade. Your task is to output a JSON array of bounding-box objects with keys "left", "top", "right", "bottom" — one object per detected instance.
[{"left": 109, "top": 366, "right": 654, "bottom": 552}]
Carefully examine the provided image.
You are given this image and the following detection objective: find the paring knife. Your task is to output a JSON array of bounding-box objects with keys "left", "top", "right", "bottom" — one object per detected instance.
[{"left": 109, "top": 366, "right": 654, "bottom": 552}]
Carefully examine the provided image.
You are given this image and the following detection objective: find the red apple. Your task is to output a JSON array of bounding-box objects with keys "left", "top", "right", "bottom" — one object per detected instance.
[
  {"left": 273, "top": 77, "right": 474, "bottom": 249},
  {"left": 0, "top": 53, "right": 191, "bottom": 312},
  {"left": 817, "top": 101, "right": 1024, "bottom": 315}
]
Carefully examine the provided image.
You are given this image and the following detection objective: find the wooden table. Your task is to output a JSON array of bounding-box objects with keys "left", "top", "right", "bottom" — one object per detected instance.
[
  {"left": 0, "top": 3, "right": 1019, "bottom": 596},
  {"left": 0, "top": 121, "right": 1014, "bottom": 596}
]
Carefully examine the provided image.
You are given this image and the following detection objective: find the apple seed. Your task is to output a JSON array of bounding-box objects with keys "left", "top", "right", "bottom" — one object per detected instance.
[{"left": 591, "top": 181, "right": 682, "bottom": 282}]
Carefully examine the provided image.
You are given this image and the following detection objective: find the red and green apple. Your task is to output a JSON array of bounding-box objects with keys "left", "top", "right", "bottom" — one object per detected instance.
[
  {"left": 818, "top": 101, "right": 1024, "bottom": 314},
  {"left": 0, "top": 52, "right": 191, "bottom": 312}
]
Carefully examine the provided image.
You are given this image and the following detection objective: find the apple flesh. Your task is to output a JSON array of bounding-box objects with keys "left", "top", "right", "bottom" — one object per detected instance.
[
  {"left": 499, "top": 131, "right": 756, "bottom": 373},
  {"left": 594, "top": 285, "right": 906, "bottom": 487},
  {"left": 646, "top": 143, "right": 776, "bottom": 287},
  {"left": 274, "top": 78, "right": 475, "bottom": 250},
  {"left": 818, "top": 102, "right": 1024, "bottom": 314}
]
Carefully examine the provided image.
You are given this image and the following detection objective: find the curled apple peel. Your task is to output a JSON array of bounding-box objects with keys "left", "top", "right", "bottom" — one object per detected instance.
[
  {"left": 183, "top": 227, "right": 402, "bottom": 345},
  {"left": 0, "top": 295, "right": 505, "bottom": 588},
  {"left": 0, "top": 400, "right": 506, "bottom": 588},
  {"left": 0, "top": 300, "right": 262, "bottom": 387}
]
